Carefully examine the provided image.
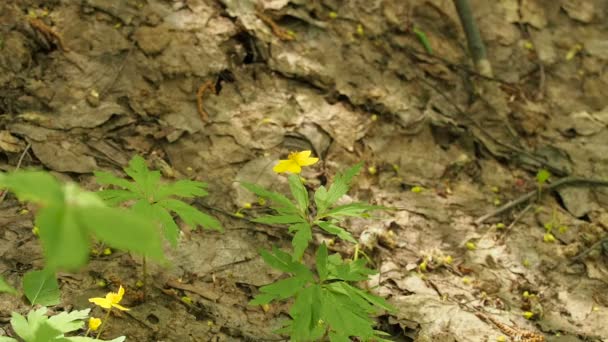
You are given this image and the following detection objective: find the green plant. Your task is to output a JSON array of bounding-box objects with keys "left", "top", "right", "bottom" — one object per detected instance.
[
  {"left": 0, "top": 307, "right": 124, "bottom": 342},
  {"left": 0, "top": 170, "right": 164, "bottom": 305},
  {"left": 243, "top": 153, "right": 394, "bottom": 341},
  {"left": 95, "top": 156, "right": 222, "bottom": 245},
  {"left": 94, "top": 156, "right": 222, "bottom": 296}
]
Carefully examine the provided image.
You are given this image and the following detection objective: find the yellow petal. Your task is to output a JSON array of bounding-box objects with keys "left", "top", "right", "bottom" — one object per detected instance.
[
  {"left": 273, "top": 160, "right": 302, "bottom": 174},
  {"left": 292, "top": 150, "right": 318, "bottom": 166},
  {"left": 116, "top": 285, "right": 125, "bottom": 302},
  {"left": 89, "top": 317, "right": 102, "bottom": 331},
  {"left": 89, "top": 297, "right": 112, "bottom": 309},
  {"left": 112, "top": 303, "right": 130, "bottom": 311}
]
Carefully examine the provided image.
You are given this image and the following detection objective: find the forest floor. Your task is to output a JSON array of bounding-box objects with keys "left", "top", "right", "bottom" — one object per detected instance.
[{"left": 1, "top": 0, "right": 608, "bottom": 341}]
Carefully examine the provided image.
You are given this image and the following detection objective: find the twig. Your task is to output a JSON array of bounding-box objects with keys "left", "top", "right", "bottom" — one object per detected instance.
[
  {"left": 99, "top": 44, "right": 135, "bottom": 100},
  {"left": 0, "top": 142, "right": 32, "bottom": 204},
  {"left": 453, "top": 0, "right": 492, "bottom": 77},
  {"left": 196, "top": 80, "right": 216, "bottom": 122},
  {"left": 256, "top": 10, "right": 295, "bottom": 41},
  {"left": 570, "top": 235, "right": 608, "bottom": 263},
  {"left": 476, "top": 177, "right": 608, "bottom": 224},
  {"left": 497, "top": 202, "right": 533, "bottom": 244},
  {"left": 28, "top": 18, "right": 69, "bottom": 52}
]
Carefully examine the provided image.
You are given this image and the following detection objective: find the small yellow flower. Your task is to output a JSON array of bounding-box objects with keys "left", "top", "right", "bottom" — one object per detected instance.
[
  {"left": 523, "top": 311, "right": 534, "bottom": 320},
  {"left": 88, "top": 317, "right": 102, "bottom": 331},
  {"left": 411, "top": 186, "right": 423, "bottom": 193},
  {"left": 89, "top": 285, "right": 130, "bottom": 311},
  {"left": 543, "top": 233, "right": 556, "bottom": 243},
  {"left": 466, "top": 242, "right": 476, "bottom": 251},
  {"left": 273, "top": 150, "right": 319, "bottom": 174},
  {"left": 243, "top": 202, "right": 252, "bottom": 209},
  {"left": 103, "top": 248, "right": 112, "bottom": 255}
]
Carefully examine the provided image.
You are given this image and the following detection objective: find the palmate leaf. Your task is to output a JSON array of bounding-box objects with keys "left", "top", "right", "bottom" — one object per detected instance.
[
  {"left": 96, "top": 189, "right": 140, "bottom": 206},
  {"left": 259, "top": 247, "right": 313, "bottom": 277},
  {"left": 241, "top": 182, "right": 299, "bottom": 215},
  {"left": 291, "top": 223, "right": 312, "bottom": 261},
  {"left": 322, "top": 202, "right": 384, "bottom": 219},
  {"left": 93, "top": 171, "right": 138, "bottom": 194},
  {"left": 158, "top": 198, "right": 222, "bottom": 231},
  {"left": 251, "top": 275, "right": 312, "bottom": 304},
  {"left": 0, "top": 171, "right": 64, "bottom": 206},
  {"left": 254, "top": 215, "right": 305, "bottom": 225},
  {"left": 124, "top": 155, "right": 161, "bottom": 196},
  {"left": 315, "top": 221, "right": 356, "bottom": 243},
  {"left": 156, "top": 179, "right": 208, "bottom": 200},
  {"left": 78, "top": 206, "right": 164, "bottom": 261},
  {"left": 321, "top": 288, "right": 378, "bottom": 340},
  {"left": 315, "top": 243, "right": 328, "bottom": 282},
  {"left": 315, "top": 163, "right": 362, "bottom": 215},
  {"left": 290, "top": 284, "right": 325, "bottom": 341},
  {"left": 37, "top": 205, "right": 90, "bottom": 271}
]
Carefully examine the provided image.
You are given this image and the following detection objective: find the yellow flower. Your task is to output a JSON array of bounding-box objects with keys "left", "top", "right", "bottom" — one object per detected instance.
[
  {"left": 88, "top": 317, "right": 102, "bottom": 331},
  {"left": 273, "top": 150, "right": 319, "bottom": 174},
  {"left": 89, "top": 285, "right": 130, "bottom": 311}
]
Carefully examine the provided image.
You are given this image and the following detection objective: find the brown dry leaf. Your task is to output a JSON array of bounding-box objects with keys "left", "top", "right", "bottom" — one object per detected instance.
[
  {"left": 519, "top": 0, "right": 547, "bottom": 29},
  {"left": 31, "top": 139, "right": 98, "bottom": 173}
]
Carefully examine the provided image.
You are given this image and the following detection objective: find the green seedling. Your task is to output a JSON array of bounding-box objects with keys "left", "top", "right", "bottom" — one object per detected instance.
[
  {"left": 0, "top": 170, "right": 164, "bottom": 305},
  {"left": 535, "top": 169, "right": 551, "bottom": 201},
  {"left": 0, "top": 307, "right": 124, "bottom": 342},
  {"left": 95, "top": 155, "right": 222, "bottom": 298},
  {"left": 243, "top": 151, "right": 394, "bottom": 341},
  {"left": 251, "top": 245, "right": 394, "bottom": 341}
]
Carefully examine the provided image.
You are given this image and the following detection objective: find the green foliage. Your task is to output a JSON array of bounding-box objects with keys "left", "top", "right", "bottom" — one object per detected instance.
[
  {"left": 0, "top": 276, "right": 18, "bottom": 295},
  {"left": 0, "top": 307, "right": 125, "bottom": 342},
  {"left": 536, "top": 169, "right": 551, "bottom": 185},
  {"left": 95, "top": 156, "right": 222, "bottom": 246},
  {"left": 242, "top": 163, "right": 393, "bottom": 341},
  {"left": 23, "top": 269, "right": 60, "bottom": 306},
  {"left": 251, "top": 245, "right": 394, "bottom": 341},
  {"left": 0, "top": 171, "right": 164, "bottom": 272}
]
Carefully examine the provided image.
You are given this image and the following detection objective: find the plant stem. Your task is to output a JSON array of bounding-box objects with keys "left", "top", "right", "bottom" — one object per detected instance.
[
  {"left": 453, "top": 0, "right": 493, "bottom": 77},
  {"left": 142, "top": 256, "right": 147, "bottom": 301},
  {"left": 96, "top": 308, "right": 112, "bottom": 339},
  {"left": 84, "top": 328, "right": 91, "bottom": 337}
]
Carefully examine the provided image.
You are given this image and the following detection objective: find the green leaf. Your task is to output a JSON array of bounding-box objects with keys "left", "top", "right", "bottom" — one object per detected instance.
[
  {"left": 322, "top": 202, "right": 383, "bottom": 219},
  {"left": 96, "top": 189, "right": 141, "bottom": 206},
  {"left": 259, "top": 248, "right": 312, "bottom": 277},
  {"left": 241, "top": 182, "right": 299, "bottom": 214},
  {"left": 536, "top": 169, "right": 551, "bottom": 185},
  {"left": 124, "top": 156, "right": 161, "bottom": 196},
  {"left": 340, "top": 283, "right": 395, "bottom": 312},
  {"left": 249, "top": 292, "right": 277, "bottom": 306},
  {"left": 292, "top": 223, "right": 312, "bottom": 261},
  {"left": 47, "top": 308, "right": 89, "bottom": 333},
  {"left": 316, "top": 243, "right": 328, "bottom": 282},
  {"left": 321, "top": 289, "right": 377, "bottom": 340},
  {"left": 0, "top": 171, "right": 63, "bottom": 206},
  {"left": 10, "top": 312, "right": 33, "bottom": 340},
  {"left": 152, "top": 203, "right": 180, "bottom": 246},
  {"left": 290, "top": 284, "right": 325, "bottom": 341},
  {"left": 253, "top": 215, "right": 305, "bottom": 225},
  {"left": 37, "top": 206, "right": 90, "bottom": 271},
  {"left": 78, "top": 207, "right": 164, "bottom": 261},
  {"left": 288, "top": 174, "right": 308, "bottom": 212},
  {"left": 315, "top": 163, "right": 362, "bottom": 214},
  {"left": 0, "top": 276, "right": 18, "bottom": 295},
  {"left": 0, "top": 337, "right": 17, "bottom": 342},
  {"left": 158, "top": 199, "right": 222, "bottom": 231},
  {"left": 256, "top": 276, "right": 310, "bottom": 301},
  {"left": 156, "top": 179, "right": 208, "bottom": 200},
  {"left": 93, "top": 171, "right": 138, "bottom": 194},
  {"left": 23, "top": 270, "right": 60, "bottom": 306},
  {"left": 328, "top": 257, "right": 376, "bottom": 282},
  {"left": 316, "top": 221, "right": 356, "bottom": 243},
  {"left": 32, "top": 321, "right": 62, "bottom": 342}
]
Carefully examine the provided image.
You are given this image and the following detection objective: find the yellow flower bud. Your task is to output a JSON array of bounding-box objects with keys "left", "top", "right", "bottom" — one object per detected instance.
[{"left": 88, "top": 317, "right": 102, "bottom": 331}]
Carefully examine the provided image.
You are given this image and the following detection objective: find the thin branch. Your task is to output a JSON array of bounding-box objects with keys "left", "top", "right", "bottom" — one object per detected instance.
[
  {"left": 453, "top": 0, "right": 493, "bottom": 77},
  {"left": 0, "top": 142, "right": 32, "bottom": 204},
  {"left": 475, "top": 177, "right": 608, "bottom": 224}
]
